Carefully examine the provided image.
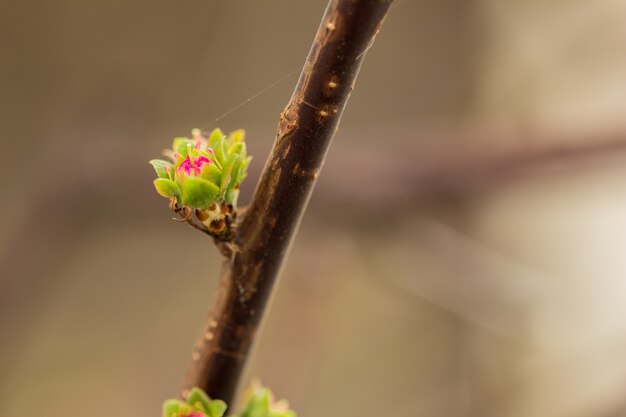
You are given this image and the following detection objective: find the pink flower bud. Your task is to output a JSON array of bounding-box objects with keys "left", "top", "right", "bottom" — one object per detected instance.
[{"left": 177, "top": 155, "right": 211, "bottom": 176}]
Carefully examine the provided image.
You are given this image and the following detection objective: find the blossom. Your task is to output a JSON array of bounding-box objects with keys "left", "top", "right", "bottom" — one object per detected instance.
[
  {"left": 178, "top": 155, "right": 211, "bottom": 176},
  {"left": 150, "top": 128, "right": 251, "bottom": 234}
]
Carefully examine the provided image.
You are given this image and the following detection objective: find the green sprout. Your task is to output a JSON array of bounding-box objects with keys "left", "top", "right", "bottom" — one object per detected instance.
[
  {"left": 162, "top": 384, "right": 295, "bottom": 417},
  {"left": 150, "top": 128, "right": 251, "bottom": 237},
  {"left": 163, "top": 387, "right": 227, "bottom": 417},
  {"left": 233, "top": 381, "right": 296, "bottom": 417}
]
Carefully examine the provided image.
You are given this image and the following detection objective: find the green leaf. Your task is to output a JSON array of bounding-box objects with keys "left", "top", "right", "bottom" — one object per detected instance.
[
  {"left": 228, "top": 142, "right": 245, "bottom": 157},
  {"left": 227, "top": 129, "right": 245, "bottom": 144},
  {"left": 201, "top": 163, "right": 221, "bottom": 186},
  {"left": 244, "top": 388, "right": 271, "bottom": 417},
  {"left": 228, "top": 156, "right": 243, "bottom": 188},
  {"left": 150, "top": 159, "right": 174, "bottom": 179},
  {"left": 215, "top": 144, "right": 227, "bottom": 166},
  {"left": 173, "top": 137, "right": 195, "bottom": 157},
  {"left": 163, "top": 400, "right": 186, "bottom": 417},
  {"left": 181, "top": 177, "right": 220, "bottom": 209},
  {"left": 207, "top": 399, "right": 227, "bottom": 417},
  {"left": 219, "top": 155, "right": 237, "bottom": 195},
  {"left": 154, "top": 178, "right": 181, "bottom": 199},
  {"left": 225, "top": 187, "right": 239, "bottom": 207},
  {"left": 232, "top": 383, "right": 296, "bottom": 417},
  {"left": 240, "top": 156, "right": 252, "bottom": 183},
  {"left": 187, "top": 387, "right": 212, "bottom": 414},
  {"left": 208, "top": 128, "right": 224, "bottom": 148},
  {"left": 209, "top": 129, "right": 226, "bottom": 165},
  {"left": 229, "top": 156, "right": 250, "bottom": 192}
]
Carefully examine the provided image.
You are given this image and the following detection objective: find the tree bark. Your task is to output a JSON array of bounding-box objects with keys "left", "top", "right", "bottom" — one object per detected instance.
[{"left": 181, "top": 0, "right": 393, "bottom": 405}]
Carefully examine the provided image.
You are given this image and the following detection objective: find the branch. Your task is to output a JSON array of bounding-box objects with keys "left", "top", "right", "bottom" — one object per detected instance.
[{"left": 180, "top": 0, "right": 393, "bottom": 405}]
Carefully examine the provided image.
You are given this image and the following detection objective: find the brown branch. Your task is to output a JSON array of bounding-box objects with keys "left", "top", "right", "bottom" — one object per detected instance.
[{"left": 180, "top": 0, "right": 393, "bottom": 406}]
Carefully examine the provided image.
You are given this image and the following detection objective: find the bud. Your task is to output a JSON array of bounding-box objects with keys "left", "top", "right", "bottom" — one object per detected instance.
[
  {"left": 150, "top": 128, "right": 252, "bottom": 236},
  {"left": 162, "top": 387, "right": 227, "bottom": 417},
  {"left": 232, "top": 381, "right": 297, "bottom": 417}
]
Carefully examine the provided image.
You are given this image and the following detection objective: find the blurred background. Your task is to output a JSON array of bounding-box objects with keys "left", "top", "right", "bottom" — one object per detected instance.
[{"left": 2, "top": 1, "right": 626, "bottom": 416}]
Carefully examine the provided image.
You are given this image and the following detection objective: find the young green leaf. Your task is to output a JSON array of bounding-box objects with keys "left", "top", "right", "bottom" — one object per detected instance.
[
  {"left": 154, "top": 178, "right": 181, "bottom": 199},
  {"left": 209, "top": 129, "right": 227, "bottom": 165},
  {"left": 227, "top": 129, "right": 245, "bottom": 143},
  {"left": 239, "top": 156, "right": 252, "bottom": 183},
  {"left": 219, "top": 155, "right": 237, "bottom": 195},
  {"left": 187, "top": 387, "right": 212, "bottom": 414},
  {"left": 208, "top": 128, "right": 225, "bottom": 148},
  {"left": 173, "top": 137, "right": 195, "bottom": 156},
  {"left": 163, "top": 400, "right": 187, "bottom": 417},
  {"left": 243, "top": 388, "right": 271, "bottom": 417},
  {"left": 207, "top": 400, "right": 227, "bottom": 417},
  {"left": 228, "top": 142, "right": 244, "bottom": 157},
  {"left": 181, "top": 177, "right": 220, "bottom": 209},
  {"left": 201, "top": 163, "right": 221, "bottom": 186},
  {"left": 150, "top": 159, "right": 175, "bottom": 179},
  {"left": 229, "top": 156, "right": 244, "bottom": 188},
  {"left": 225, "top": 187, "right": 240, "bottom": 207}
]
